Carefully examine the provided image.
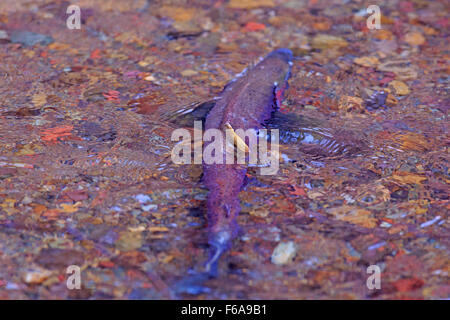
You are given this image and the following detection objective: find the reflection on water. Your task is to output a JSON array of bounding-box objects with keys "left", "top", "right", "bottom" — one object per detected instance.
[{"left": 265, "top": 111, "right": 367, "bottom": 159}]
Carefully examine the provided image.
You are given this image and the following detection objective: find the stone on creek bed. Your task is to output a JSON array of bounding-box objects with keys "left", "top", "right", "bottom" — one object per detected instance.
[
  {"left": 271, "top": 241, "right": 298, "bottom": 266},
  {"left": 10, "top": 30, "right": 54, "bottom": 46}
]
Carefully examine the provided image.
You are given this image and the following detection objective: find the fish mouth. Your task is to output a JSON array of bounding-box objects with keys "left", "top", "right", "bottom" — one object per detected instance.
[{"left": 267, "top": 48, "right": 293, "bottom": 63}]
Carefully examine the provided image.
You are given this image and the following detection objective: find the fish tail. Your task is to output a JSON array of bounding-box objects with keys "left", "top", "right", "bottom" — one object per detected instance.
[{"left": 204, "top": 229, "right": 233, "bottom": 277}]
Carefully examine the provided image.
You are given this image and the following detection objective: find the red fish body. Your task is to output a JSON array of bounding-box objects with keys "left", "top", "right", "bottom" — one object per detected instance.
[{"left": 202, "top": 49, "right": 293, "bottom": 272}]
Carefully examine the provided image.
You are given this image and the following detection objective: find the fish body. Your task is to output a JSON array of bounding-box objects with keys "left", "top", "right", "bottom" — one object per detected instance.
[
  {"left": 171, "top": 49, "right": 366, "bottom": 292},
  {"left": 202, "top": 49, "right": 293, "bottom": 273}
]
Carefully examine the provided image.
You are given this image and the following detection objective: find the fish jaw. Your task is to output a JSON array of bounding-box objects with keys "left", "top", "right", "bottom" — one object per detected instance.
[
  {"left": 267, "top": 48, "right": 294, "bottom": 63},
  {"left": 205, "top": 49, "right": 293, "bottom": 132}
]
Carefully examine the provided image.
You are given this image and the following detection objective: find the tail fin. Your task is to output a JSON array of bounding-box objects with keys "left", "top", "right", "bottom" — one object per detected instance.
[{"left": 204, "top": 229, "right": 232, "bottom": 277}]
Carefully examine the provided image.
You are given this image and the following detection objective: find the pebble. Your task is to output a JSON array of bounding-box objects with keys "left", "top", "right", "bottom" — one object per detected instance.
[
  {"left": 23, "top": 268, "right": 52, "bottom": 284},
  {"left": 144, "top": 75, "right": 156, "bottom": 82},
  {"left": 311, "top": 34, "right": 348, "bottom": 50},
  {"left": 6, "top": 282, "right": 20, "bottom": 290},
  {"left": 10, "top": 31, "right": 53, "bottom": 46},
  {"left": 134, "top": 194, "right": 151, "bottom": 204},
  {"left": 115, "top": 231, "right": 143, "bottom": 251},
  {"left": 374, "top": 29, "right": 394, "bottom": 40},
  {"left": 142, "top": 204, "right": 158, "bottom": 211},
  {"left": 0, "top": 30, "right": 9, "bottom": 41},
  {"left": 22, "top": 196, "right": 33, "bottom": 205},
  {"left": 249, "top": 208, "right": 270, "bottom": 218},
  {"left": 380, "top": 221, "right": 392, "bottom": 228},
  {"left": 227, "top": 0, "right": 275, "bottom": 9},
  {"left": 271, "top": 241, "right": 297, "bottom": 265},
  {"left": 420, "top": 216, "right": 441, "bottom": 228},
  {"left": 389, "top": 80, "right": 410, "bottom": 95},
  {"left": 181, "top": 69, "right": 198, "bottom": 77},
  {"left": 353, "top": 56, "right": 379, "bottom": 67},
  {"left": 404, "top": 32, "right": 426, "bottom": 46}
]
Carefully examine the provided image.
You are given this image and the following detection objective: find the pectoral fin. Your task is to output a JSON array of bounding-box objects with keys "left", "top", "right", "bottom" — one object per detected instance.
[{"left": 164, "top": 100, "right": 217, "bottom": 127}]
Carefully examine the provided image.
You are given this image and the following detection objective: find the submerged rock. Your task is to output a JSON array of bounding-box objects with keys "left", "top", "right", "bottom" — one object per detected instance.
[
  {"left": 311, "top": 34, "right": 348, "bottom": 50},
  {"left": 271, "top": 241, "right": 298, "bottom": 265},
  {"left": 10, "top": 31, "right": 53, "bottom": 46}
]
